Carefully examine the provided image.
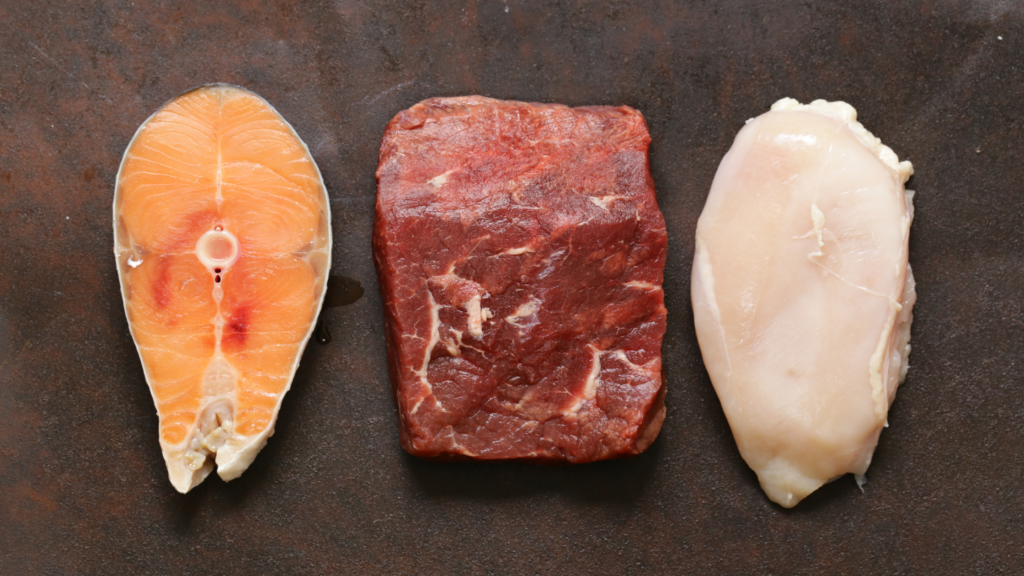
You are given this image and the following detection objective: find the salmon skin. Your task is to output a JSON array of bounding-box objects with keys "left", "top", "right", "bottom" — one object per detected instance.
[{"left": 113, "top": 84, "right": 331, "bottom": 492}]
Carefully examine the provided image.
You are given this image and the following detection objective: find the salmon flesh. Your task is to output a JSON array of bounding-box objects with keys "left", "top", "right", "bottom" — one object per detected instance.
[{"left": 113, "top": 84, "right": 331, "bottom": 492}]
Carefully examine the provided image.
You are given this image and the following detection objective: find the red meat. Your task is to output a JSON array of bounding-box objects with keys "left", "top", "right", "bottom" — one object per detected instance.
[{"left": 373, "top": 96, "right": 667, "bottom": 462}]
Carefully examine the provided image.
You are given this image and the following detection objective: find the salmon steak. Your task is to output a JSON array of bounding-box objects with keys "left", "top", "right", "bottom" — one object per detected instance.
[{"left": 113, "top": 84, "right": 331, "bottom": 492}]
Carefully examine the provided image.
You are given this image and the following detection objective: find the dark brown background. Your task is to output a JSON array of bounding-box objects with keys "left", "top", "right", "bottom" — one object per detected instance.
[{"left": 2, "top": 1, "right": 1022, "bottom": 574}]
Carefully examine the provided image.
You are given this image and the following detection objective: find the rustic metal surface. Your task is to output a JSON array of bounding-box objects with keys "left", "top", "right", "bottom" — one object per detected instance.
[{"left": 1, "top": 1, "right": 1022, "bottom": 574}]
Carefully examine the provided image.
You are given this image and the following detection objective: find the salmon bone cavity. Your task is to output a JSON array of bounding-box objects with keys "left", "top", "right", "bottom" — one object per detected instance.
[{"left": 196, "top": 229, "right": 240, "bottom": 271}]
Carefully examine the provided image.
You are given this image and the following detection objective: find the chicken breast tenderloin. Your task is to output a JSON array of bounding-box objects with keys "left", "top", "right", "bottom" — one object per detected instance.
[{"left": 691, "top": 98, "right": 915, "bottom": 508}]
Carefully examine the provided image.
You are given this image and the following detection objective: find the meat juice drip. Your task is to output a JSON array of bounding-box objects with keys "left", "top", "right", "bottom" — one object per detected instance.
[
  {"left": 315, "top": 317, "right": 332, "bottom": 345},
  {"left": 323, "top": 275, "right": 365, "bottom": 308},
  {"left": 315, "top": 275, "right": 365, "bottom": 345}
]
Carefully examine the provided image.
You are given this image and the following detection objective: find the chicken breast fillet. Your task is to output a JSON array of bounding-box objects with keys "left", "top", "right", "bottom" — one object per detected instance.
[{"left": 691, "top": 98, "right": 915, "bottom": 508}]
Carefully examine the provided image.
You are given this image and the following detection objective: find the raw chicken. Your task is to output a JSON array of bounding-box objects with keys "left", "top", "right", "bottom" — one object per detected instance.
[{"left": 691, "top": 98, "right": 915, "bottom": 507}]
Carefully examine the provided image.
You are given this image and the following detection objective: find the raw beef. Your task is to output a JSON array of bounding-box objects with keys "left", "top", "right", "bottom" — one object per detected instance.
[{"left": 373, "top": 96, "right": 668, "bottom": 462}]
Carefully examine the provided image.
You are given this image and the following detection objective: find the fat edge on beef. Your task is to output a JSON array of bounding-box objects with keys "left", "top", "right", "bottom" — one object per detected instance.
[{"left": 373, "top": 96, "right": 668, "bottom": 462}]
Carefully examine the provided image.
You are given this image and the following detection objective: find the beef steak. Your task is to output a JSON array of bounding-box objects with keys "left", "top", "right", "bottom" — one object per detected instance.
[{"left": 373, "top": 96, "right": 668, "bottom": 462}]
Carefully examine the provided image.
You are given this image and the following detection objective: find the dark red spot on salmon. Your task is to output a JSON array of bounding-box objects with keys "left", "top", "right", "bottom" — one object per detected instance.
[
  {"left": 168, "top": 210, "right": 219, "bottom": 251},
  {"left": 83, "top": 167, "right": 96, "bottom": 183},
  {"left": 151, "top": 257, "right": 172, "bottom": 309},
  {"left": 222, "top": 306, "right": 251, "bottom": 352}
]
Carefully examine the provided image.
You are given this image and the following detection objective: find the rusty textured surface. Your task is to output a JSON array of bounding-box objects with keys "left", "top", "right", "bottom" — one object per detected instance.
[{"left": 0, "top": 1, "right": 1022, "bottom": 574}]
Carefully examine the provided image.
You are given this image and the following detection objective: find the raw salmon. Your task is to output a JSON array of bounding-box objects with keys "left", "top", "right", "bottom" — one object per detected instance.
[{"left": 113, "top": 84, "right": 331, "bottom": 493}]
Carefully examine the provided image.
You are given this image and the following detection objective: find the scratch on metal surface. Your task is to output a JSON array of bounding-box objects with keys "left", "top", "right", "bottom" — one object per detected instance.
[
  {"left": 364, "top": 80, "right": 415, "bottom": 106},
  {"left": 4, "top": 21, "right": 90, "bottom": 90}
]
